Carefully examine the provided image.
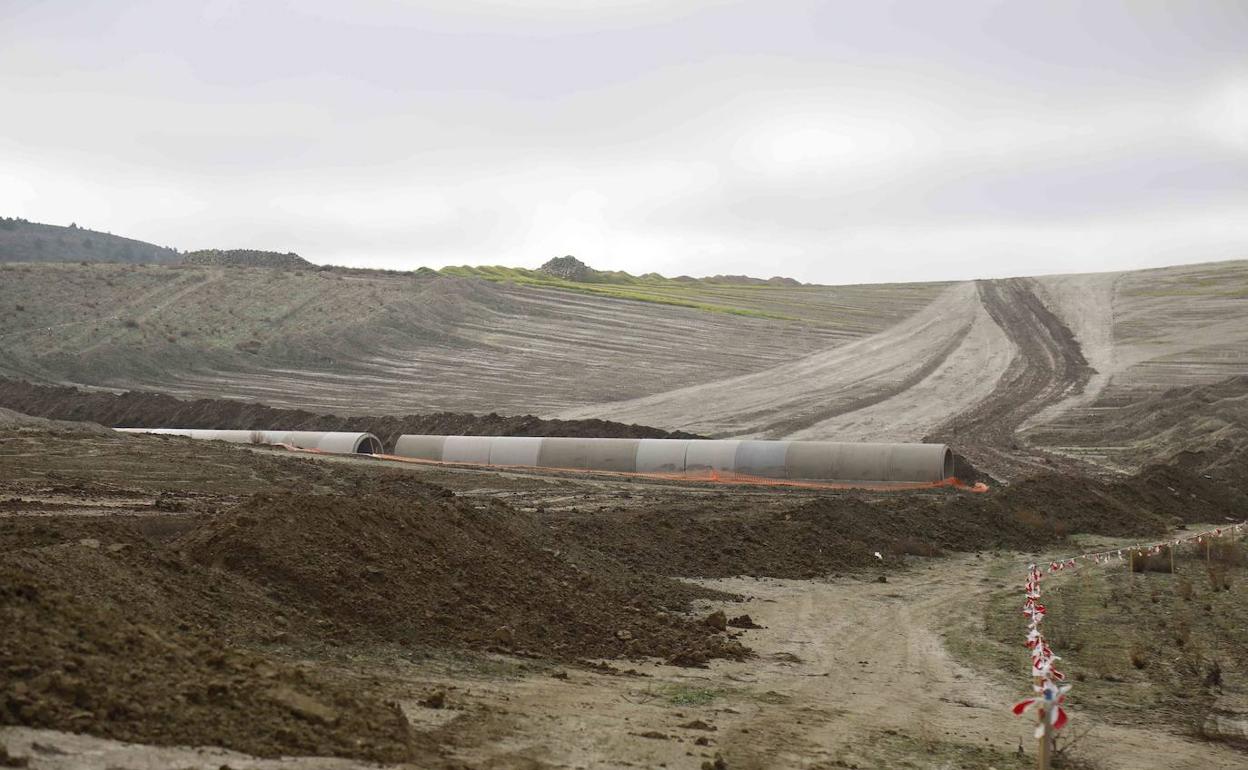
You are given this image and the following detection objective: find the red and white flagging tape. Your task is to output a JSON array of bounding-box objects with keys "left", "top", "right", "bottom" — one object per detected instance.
[
  {"left": 1011, "top": 521, "right": 1246, "bottom": 738},
  {"left": 1012, "top": 563, "right": 1069, "bottom": 737}
]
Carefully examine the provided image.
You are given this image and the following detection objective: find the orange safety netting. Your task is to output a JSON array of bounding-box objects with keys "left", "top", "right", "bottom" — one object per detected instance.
[{"left": 369, "top": 452, "right": 989, "bottom": 493}]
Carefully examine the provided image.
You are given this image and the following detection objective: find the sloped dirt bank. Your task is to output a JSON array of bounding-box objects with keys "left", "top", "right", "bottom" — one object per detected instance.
[
  {"left": 1027, "top": 375, "right": 1248, "bottom": 491},
  {"left": 180, "top": 492, "right": 747, "bottom": 663},
  {"left": 927, "top": 277, "right": 1097, "bottom": 480},
  {"left": 0, "top": 378, "right": 702, "bottom": 449},
  {"left": 547, "top": 464, "right": 1246, "bottom": 579},
  {"left": 0, "top": 535, "right": 435, "bottom": 764}
]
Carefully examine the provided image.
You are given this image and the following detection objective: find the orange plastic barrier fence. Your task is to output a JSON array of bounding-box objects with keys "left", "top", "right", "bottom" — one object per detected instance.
[{"left": 369, "top": 452, "right": 989, "bottom": 493}]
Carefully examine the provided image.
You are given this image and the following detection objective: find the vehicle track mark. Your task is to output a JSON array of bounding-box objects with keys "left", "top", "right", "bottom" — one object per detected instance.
[
  {"left": 752, "top": 318, "right": 973, "bottom": 438},
  {"left": 928, "top": 278, "right": 1094, "bottom": 478}
]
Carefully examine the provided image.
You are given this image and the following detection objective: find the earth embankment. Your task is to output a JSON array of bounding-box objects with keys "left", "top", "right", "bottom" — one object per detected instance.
[{"left": 0, "top": 378, "right": 701, "bottom": 450}]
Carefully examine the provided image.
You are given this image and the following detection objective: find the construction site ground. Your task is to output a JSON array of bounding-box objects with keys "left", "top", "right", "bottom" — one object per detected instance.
[{"left": 3, "top": 424, "right": 1247, "bottom": 770}]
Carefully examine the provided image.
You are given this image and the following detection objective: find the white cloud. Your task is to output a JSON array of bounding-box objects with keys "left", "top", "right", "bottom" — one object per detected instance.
[
  {"left": 1, "top": 1, "right": 1247, "bottom": 282},
  {"left": 1197, "top": 78, "right": 1248, "bottom": 152}
]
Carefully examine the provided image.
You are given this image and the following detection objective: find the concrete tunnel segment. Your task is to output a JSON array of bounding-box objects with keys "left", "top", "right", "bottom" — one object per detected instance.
[{"left": 392, "top": 435, "right": 956, "bottom": 484}]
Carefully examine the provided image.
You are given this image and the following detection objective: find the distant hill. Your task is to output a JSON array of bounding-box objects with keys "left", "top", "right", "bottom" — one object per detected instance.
[
  {"left": 0, "top": 217, "right": 180, "bottom": 265},
  {"left": 182, "top": 249, "right": 313, "bottom": 269},
  {"left": 532, "top": 255, "right": 803, "bottom": 287},
  {"left": 703, "top": 274, "right": 803, "bottom": 286},
  {"left": 442, "top": 256, "right": 812, "bottom": 318}
]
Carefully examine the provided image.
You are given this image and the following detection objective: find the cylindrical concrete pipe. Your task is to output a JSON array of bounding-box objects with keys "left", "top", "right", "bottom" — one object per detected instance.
[
  {"left": 115, "top": 428, "right": 383, "bottom": 454},
  {"left": 391, "top": 435, "right": 955, "bottom": 484}
]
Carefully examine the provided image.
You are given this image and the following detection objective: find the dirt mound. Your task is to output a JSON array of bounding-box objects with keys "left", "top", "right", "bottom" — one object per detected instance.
[
  {"left": 0, "top": 539, "right": 433, "bottom": 763},
  {"left": 538, "top": 255, "right": 596, "bottom": 281},
  {"left": 0, "top": 485, "right": 747, "bottom": 759},
  {"left": 0, "top": 378, "right": 702, "bottom": 448},
  {"left": 181, "top": 249, "right": 313, "bottom": 269},
  {"left": 549, "top": 466, "right": 1246, "bottom": 580},
  {"left": 180, "top": 492, "right": 746, "bottom": 665},
  {"left": 0, "top": 407, "right": 111, "bottom": 435}
]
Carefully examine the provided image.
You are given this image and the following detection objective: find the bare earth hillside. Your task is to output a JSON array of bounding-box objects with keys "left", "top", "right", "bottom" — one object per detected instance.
[
  {"left": 561, "top": 260, "right": 1248, "bottom": 478},
  {"left": 0, "top": 261, "right": 942, "bottom": 414},
  {"left": 1, "top": 257, "right": 1246, "bottom": 479}
]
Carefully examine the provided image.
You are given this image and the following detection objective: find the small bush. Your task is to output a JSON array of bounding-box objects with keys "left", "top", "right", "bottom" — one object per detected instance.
[
  {"left": 1173, "top": 621, "right": 1191, "bottom": 649},
  {"left": 1207, "top": 539, "right": 1245, "bottom": 567},
  {"left": 1131, "top": 546, "right": 1173, "bottom": 573},
  {"left": 664, "top": 686, "right": 719, "bottom": 706},
  {"left": 122, "top": 318, "right": 139, "bottom": 329},
  {"left": 1205, "top": 660, "right": 1223, "bottom": 689},
  {"left": 1206, "top": 565, "right": 1232, "bottom": 592},
  {"left": 1177, "top": 576, "right": 1195, "bottom": 601}
]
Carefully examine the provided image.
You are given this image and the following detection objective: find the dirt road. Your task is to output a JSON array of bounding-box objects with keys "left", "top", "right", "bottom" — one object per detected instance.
[
  {"left": 428, "top": 554, "right": 1241, "bottom": 770},
  {"left": 6, "top": 553, "right": 1240, "bottom": 770}
]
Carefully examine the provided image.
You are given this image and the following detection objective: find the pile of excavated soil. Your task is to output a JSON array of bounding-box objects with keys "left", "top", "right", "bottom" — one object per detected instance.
[
  {"left": 1, "top": 479, "right": 747, "bottom": 759},
  {"left": 181, "top": 249, "right": 313, "bottom": 269},
  {"left": 0, "top": 378, "right": 702, "bottom": 448},
  {"left": 0, "top": 407, "right": 112, "bottom": 436},
  {"left": 0, "top": 539, "right": 434, "bottom": 764},
  {"left": 548, "top": 466, "right": 1246, "bottom": 579},
  {"left": 180, "top": 492, "right": 746, "bottom": 665}
]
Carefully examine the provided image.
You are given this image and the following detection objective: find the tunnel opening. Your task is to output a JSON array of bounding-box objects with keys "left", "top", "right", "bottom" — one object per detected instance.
[{"left": 943, "top": 447, "right": 955, "bottom": 479}]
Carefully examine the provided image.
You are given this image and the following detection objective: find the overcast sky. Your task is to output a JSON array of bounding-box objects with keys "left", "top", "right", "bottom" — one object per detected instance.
[{"left": 2, "top": 1, "right": 1247, "bottom": 284}]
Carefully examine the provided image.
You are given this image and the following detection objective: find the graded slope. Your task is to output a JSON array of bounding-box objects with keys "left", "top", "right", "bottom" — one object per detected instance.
[
  {"left": 557, "top": 282, "right": 1015, "bottom": 441},
  {"left": 0, "top": 261, "right": 944, "bottom": 415},
  {"left": 0, "top": 378, "right": 702, "bottom": 449},
  {"left": 1020, "top": 260, "right": 1248, "bottom": 471},
  {"left": 3, "top": 255, "right": 1247, "bottom": 480},
  {"left": 562, "top": 260, "right": 1248, "bottom": 479}
]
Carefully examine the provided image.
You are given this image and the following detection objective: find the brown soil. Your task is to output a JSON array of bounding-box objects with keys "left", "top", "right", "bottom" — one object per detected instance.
[
  {"left": 0, "top": 431, "right": 747, "bottom": 762},
  {"left": 0, "top": 535, "right": 435, "bottom": 764},
  {"left": 3, "top": 419, "right": 1246, "bottom": 766},
  {"left": 0, "top": 378, "right": 702, "bottom": 449},
  {"left": 546, "top": 465, "right": 1245, "bottom": 580},
  {"left": 180, "top": 492, "right": 746, "bottom": 664}
]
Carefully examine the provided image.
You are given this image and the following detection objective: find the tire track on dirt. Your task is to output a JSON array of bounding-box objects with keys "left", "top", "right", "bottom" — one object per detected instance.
[
  {"left": 927, "top": 278, "right": 1094, "bottom": 479},
  {"left": 556, "top": 283, "right": 984, "bottom": 439},
  {"left": 751, "top": 319, "right": 972, "bottom": 438},
  {"left": 422, "top": 556, "right": 1246, "bottom": 769}
]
